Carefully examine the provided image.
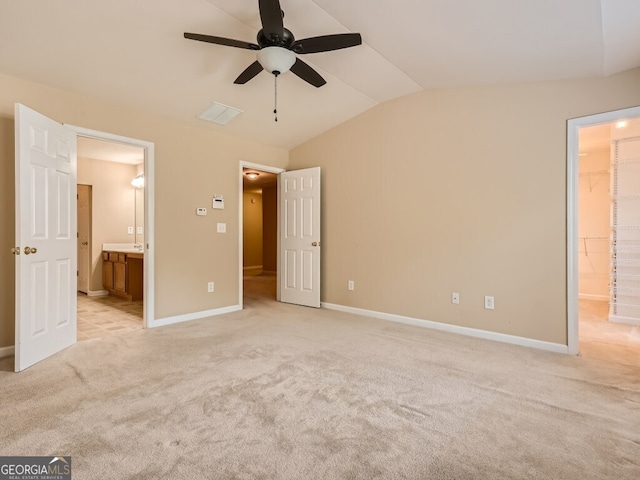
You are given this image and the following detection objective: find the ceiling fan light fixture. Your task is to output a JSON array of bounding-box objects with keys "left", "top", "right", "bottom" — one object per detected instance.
[{"left": 257, "top": 46, "right": 296, "bottom": 75}]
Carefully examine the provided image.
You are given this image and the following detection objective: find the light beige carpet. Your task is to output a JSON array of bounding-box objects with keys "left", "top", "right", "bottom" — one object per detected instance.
[{"left": 1, "top": 281, "right": 639, "bottom": 479}]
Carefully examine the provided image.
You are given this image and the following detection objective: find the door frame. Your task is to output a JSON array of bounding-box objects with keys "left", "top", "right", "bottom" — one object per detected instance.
[
  {"left": 238, "top": 161, "right": 285, "bottom": 308},
  {"left": 69, "top": 125, "right": 155, "bottom": 328},
  {"left": 566, "top": 105, "right": 640, "bottom": 355}
]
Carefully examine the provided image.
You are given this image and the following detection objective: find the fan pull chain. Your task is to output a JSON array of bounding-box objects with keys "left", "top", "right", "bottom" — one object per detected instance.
[{"left": 273, "top": 72, "right": 279, "bottom": 122}]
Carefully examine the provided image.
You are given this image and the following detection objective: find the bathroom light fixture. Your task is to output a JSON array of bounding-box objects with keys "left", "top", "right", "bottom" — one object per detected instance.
[
  {"left": 616, "top": 120, "right": 628, "bottom": 129},
  {"left": 131, "top": 174, "right": 144, "bottom": 188},
  {"left": 245, "top": 172, "right": 260, "bottom": 180}
]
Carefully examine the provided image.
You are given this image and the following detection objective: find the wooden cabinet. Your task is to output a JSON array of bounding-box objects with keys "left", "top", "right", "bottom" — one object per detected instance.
[{"left": 102, "top": 251, "right": 143, "bottom": 301}]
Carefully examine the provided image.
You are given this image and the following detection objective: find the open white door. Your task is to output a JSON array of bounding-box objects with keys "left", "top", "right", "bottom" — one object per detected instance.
[
  {"left": 279, "top": 167, "right": 321, "bottom": 308},
  {"left": 14, "top": 104, "right": 77, "bottom": 372}
]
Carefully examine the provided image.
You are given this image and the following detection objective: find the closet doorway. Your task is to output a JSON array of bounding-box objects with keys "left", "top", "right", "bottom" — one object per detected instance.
[{"left": 571, "top": 111, "right": 640, "bottom": 365}]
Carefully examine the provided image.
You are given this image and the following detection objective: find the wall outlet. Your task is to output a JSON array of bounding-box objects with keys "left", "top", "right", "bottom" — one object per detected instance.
[
  {"left": 208, "top": 282, "right": 214, "bottom": 293},
  {"left": 137, "top": 226, "right": 143, "bottom": 234},
  {"left": 348, "top": 280, "right": 355, "bottom": 291},
  {"left": 452, "top": 292, "right": 460, "bottom": 304},
  {"left": 127, "top": 226, "right": 134, "bottom": 234},
  {"left": 484, "top": 296, "right": 495, "bottom": 310}
]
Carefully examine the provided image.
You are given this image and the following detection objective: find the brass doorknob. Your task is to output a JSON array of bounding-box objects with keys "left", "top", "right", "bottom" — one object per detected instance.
[{"left": 24, "top": 246, "right": 37, "bottom": 255}]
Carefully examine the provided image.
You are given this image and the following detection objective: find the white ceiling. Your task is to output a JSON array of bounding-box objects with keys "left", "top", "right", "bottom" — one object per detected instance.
[{"left": 1, "top": 0, "right": 639, "bottom": 150}]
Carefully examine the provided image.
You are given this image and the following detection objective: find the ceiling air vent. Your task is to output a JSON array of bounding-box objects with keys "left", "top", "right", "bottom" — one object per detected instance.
[{"left": 197, "top": 102, "right": 243, "bottom": 125}]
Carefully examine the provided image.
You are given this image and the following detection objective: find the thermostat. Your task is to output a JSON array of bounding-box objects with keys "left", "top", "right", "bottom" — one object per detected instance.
[
  {"left": 196, "top": 207, "right": 207, "bottom": 216},
  {"left": 212, "top": 194, "right": 224, "bottom": 210}
]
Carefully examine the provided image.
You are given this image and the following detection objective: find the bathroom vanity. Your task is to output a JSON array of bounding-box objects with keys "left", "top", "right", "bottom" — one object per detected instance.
[{"left": 102, "top": 244, "right": 144, "bottom": 301}]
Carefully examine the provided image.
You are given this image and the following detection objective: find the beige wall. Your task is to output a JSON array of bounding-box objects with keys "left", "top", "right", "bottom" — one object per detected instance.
[
  {"left": 78, "top": 157, "right": 138, "bottom": 292},
  {"left": 243, "top": 191, "right": 263, "bottom": 268},
  {"left": 0, "top": 73, "right": 288, "bottom": 346},
  {"left": 578, "top": 147, "right": 610, "bottom": 299},
  {"left": 262, "top": 183, "right": 277, "bottom": 272},
  {"left": 0, "top": 116, "right": 15, "bottom": 348},
  {"left": 290, "top": 67, "right": 640, "bottom": 345}
]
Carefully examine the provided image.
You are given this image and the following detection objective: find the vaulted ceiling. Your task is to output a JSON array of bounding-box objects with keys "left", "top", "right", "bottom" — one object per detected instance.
[{"left": 1, "top": 0, "right": 639, "bottom": 150}]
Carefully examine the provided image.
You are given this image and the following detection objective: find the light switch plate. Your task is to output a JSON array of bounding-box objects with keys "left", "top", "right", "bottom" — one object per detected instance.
[
  {"left": 217, "top": 223, "right": 226, "bottom": 233},
  {"left": 137, "top": 227, "right": 143, "bottom": 234},
  {"left": 127, "top": 226, "right": 134, "bottom": 234}
]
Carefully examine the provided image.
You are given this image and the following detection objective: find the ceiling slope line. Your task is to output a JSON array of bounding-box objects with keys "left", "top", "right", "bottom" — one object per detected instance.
[{"left": 307, "top": 0, "right": 422, "bottom": 98}]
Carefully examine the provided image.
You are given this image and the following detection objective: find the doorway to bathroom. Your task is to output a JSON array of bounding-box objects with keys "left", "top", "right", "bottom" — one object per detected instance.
[{"left": 74, "top": 133, "right": 151, "bottom": 341}]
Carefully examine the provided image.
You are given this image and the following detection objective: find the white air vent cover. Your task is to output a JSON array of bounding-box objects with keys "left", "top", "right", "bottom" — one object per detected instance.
[{"left": 197, "top": 102, "right": 243, "bottom": 125}]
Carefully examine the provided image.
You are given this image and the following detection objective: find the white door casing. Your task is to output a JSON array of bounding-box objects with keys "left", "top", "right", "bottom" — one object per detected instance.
[
  {"left": 15, "top": 104, "right": 77, "bottom": 372},
  {"left": 279, "top": 167, "right": 321, "bottom": 308}
]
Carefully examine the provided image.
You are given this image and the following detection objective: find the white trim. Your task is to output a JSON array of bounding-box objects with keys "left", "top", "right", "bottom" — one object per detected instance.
[
  {"left": 608, "top": 315, "right": 640, "bottom": 326},
  {"left": 238, "top": 161, "right": 285, "bottom": 309},
  {"left": 566, "top": 105, "right": 640, "bottom": 356},
  {"left": 578, "top": 294, "right": 609, "bottom": 302},
  {"left": 151, "top": 305, "right": 241, "bottom": 328},
  {"left": 66, "top": 125, "right": 155, "bottom": 328},
  {"left": 243, "top": 265, "right": 263, "bottom": 271},
  {"left": 0, "top": 346, "right": 14, "bottom": 359},
  {"left": 322, "top": 303, "right": 569, "bottom": 354},
  {"left": 87, "top": 290, "right": 109, "bottom": 297}
]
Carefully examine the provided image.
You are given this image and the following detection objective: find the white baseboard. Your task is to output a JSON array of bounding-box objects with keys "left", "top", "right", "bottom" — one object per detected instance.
[
  {"left": 243, "top": 265, "right": 263, "bottom": 271},
  {"left": 87, "top": 290, "right": 109, "bottom": 297},
  {"left": 579, "top": 294, "right": 609, "bottom": 302},
  {"left": 321, "top": 303, "right": 568, "bottom": 355},
  {"left": 608, "top": 315, "right": 640, "bottom": 326},
  {"left": 151, "top": 305, "right": 242, "bottom": 328},
  {"left": 0, "top": 345, "right": 15, "bottom": 359}
]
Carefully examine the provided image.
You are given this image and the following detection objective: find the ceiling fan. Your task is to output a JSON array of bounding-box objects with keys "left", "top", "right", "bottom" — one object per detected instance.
[{"left": 184, "top": 0, "right": 362, "bottom": 88}]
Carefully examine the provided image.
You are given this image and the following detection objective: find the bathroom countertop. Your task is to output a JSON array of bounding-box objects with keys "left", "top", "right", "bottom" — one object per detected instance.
[{"left": 102, "top": 243, "right": 144, "bottom": 254}]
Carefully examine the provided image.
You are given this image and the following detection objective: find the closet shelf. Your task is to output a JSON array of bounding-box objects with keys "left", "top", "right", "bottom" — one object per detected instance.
[
  {"left": 617, "top": 274, "right": 640, "bottom": 281},
  {"left": 609, "top": 136, "right": 640, "bottom": 321},
  {"left": 614, "top": 259, "right": 640, "bottom": 267},
  {"left": 613, "top": 157, "right": 640, "bottom": 165},
  {"left": 612, "top": 287, "right": 640, "bottom": 297},
  {"left": 613, "top": 302, "right": 640, "bottom": 310}
]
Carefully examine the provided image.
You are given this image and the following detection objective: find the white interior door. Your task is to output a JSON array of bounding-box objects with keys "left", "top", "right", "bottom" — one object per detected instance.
[
  {"left": 77, "top": 184, "right": 90, "bottom": 294},
  {"left": 279, "top": 167, "right": 321, "bottom": 308},
  {"left": 15, "top": 104, "right": 77, "bottom": 372}
]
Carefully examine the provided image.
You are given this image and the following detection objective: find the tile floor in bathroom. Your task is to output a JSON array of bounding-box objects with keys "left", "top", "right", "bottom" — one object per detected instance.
[{"left": 77, "top": 292, "right": 143, "bottom": 341}]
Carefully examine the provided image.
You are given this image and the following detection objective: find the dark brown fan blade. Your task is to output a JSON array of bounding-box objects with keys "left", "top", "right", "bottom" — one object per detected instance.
[
  {"left": 290, "top": 58, "right": 326, "bottom": 88},
  {"left": 234, "top": 61, "right": 264, "bottom": 84},
  {"left": 292, "top": 33, "right": 362, "bottom": 54},
  {"left": 259, "top": 0, "right": 284, "bottom": 39},
  {"left": 184, "top": 33, "right": 259, "bottom": 50}
]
